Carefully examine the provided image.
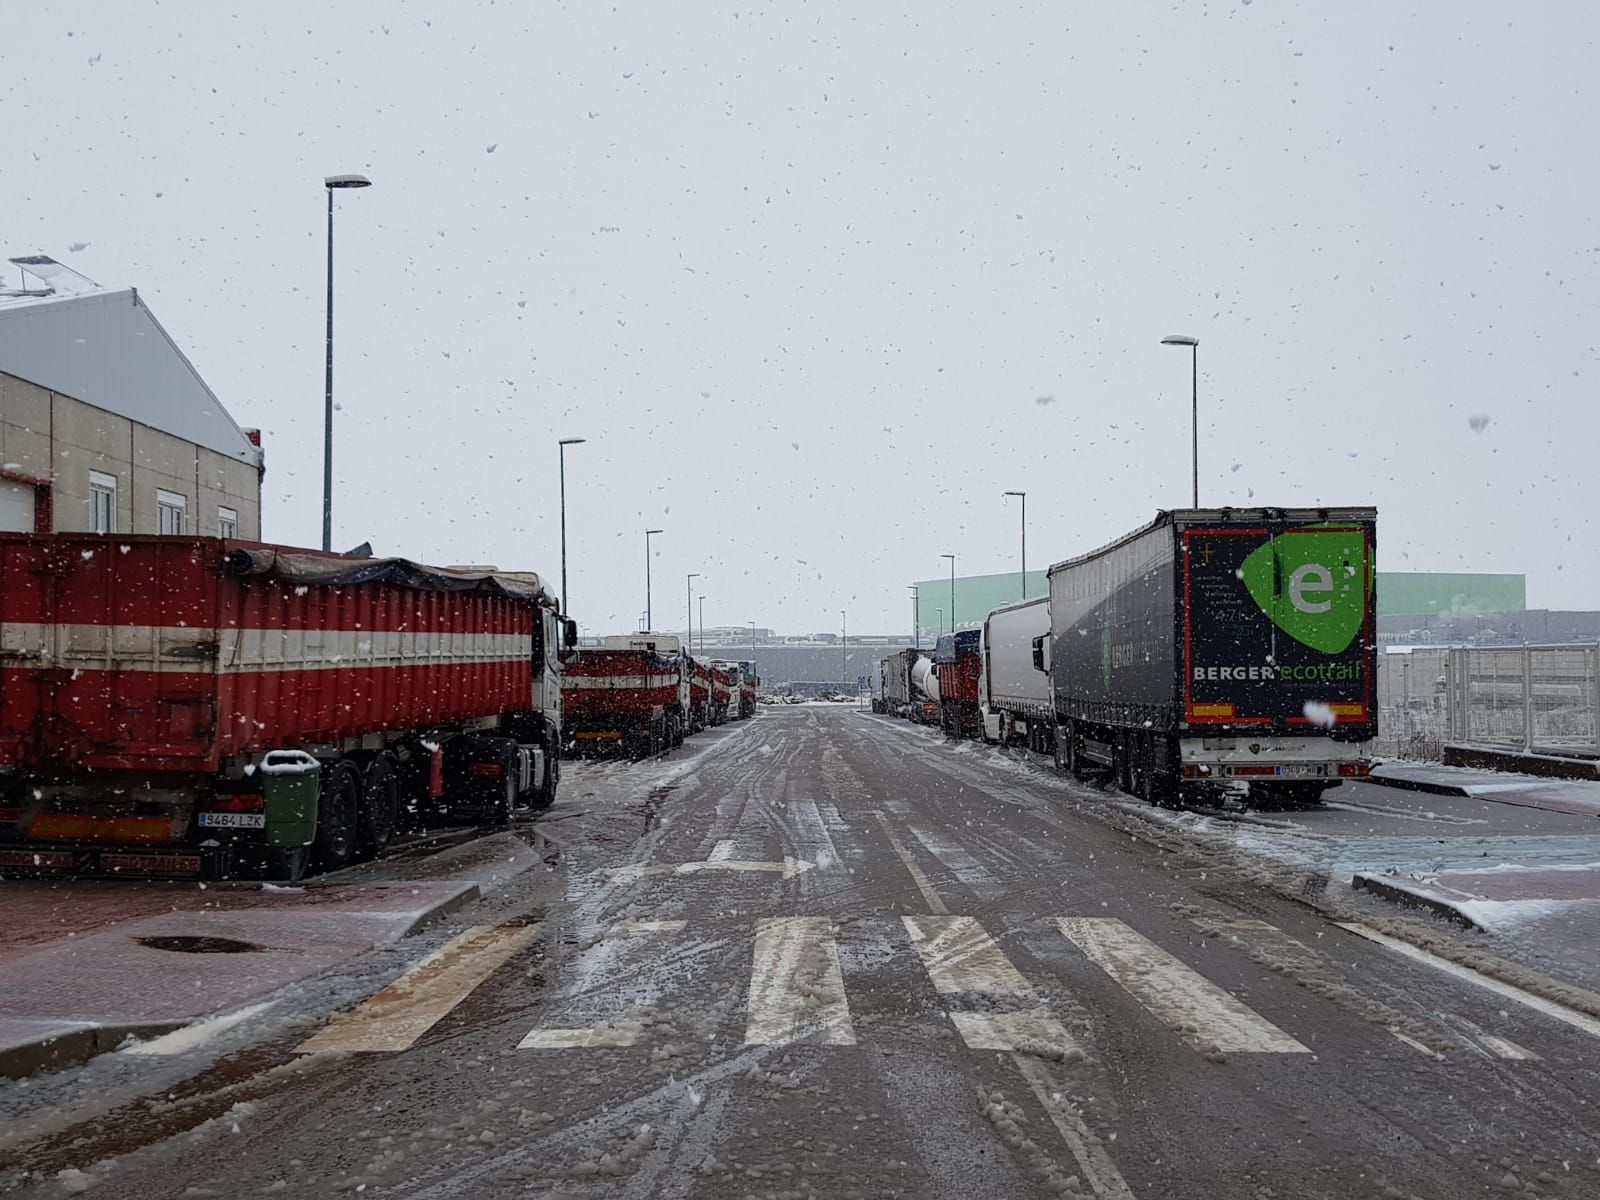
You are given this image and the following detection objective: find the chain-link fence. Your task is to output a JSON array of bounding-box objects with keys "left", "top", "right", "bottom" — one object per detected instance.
[{"left": 1378, "top": 644, "right": 1600, "bottom": 759}]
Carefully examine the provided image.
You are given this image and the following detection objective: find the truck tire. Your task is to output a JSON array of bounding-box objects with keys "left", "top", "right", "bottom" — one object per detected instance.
[
  {"left": 530, "top": 741, "right": 558, "bottom": 811},
  {"left": 355, "top": 754, "right": 401, "bottom": 860},
  {"left": 312, "top": 760, "right": 362, "bottom": 873}
]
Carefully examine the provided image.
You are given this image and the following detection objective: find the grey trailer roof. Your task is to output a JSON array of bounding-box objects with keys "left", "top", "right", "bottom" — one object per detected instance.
[
  {"left": 0, "top": 285, "right": 262, "bottom": 467},
  {"left": 1046, "top": 507, "right": 1377, "bottom": 577}
]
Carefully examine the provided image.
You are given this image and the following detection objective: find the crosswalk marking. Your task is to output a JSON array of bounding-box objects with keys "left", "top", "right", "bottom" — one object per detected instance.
[
  {"left": 708, "top": 839, "right": 736, "bottom": 861},
  {"left": 519, "top": 1020, "right": 643, "bottom": 1049},
  {"left": 1057, "top": 917, "right": 1308, "bottom": 1054},
  {"left": 297, "top": 922, "right": 542, "bottom": 1054},
  {"left": 745, "top": 917, "right": 856, "bottom": 1046},
  {"left": 903, "top": 915, "right": 1035, "bottom": 997},
  {"left": 950, "top": 1010, "right": 1077, "bottom": 1053},
  {"left": 606, "top": 919, "right": 688, "bottom": 937}
]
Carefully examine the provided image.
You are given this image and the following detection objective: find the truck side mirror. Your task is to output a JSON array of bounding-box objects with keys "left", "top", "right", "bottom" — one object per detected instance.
[
  {"left": 563, "top": 618, "right": 578, "bottom": 649},
  {"left": 1032, "top": 636, "right": 1049, "bottom": 673}
]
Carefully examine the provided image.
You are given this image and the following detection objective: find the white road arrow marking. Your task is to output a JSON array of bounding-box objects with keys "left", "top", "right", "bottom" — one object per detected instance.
[{"left": 608, "top": 856, "right": 816, "bottom": 883}]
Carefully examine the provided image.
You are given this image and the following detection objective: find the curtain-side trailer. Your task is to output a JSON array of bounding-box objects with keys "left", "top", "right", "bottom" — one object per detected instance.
[{"left": 1047, "top": 507, "right": 1377, "bottom": 807}]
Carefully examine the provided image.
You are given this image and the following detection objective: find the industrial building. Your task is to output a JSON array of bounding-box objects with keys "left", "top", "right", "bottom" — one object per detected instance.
[{"left": 0, "top": 255, "right": 262, "bottom": 539}]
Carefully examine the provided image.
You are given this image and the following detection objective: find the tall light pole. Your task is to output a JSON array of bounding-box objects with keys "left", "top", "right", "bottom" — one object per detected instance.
[
  {"left": 686, "top": 572, "right": 700, "bottom": 653},
  {"left": 1161, "top": 334, "right": 1200, "bottom": 507},
  {"left": 747, "top": 621, "right": 757, "bottom": 675},
  {"left": 908, "top": 585, "right": 919, "bottom": 649},
  {"left": 558, "top": 438, "right": 586, "bottom": 615},
  {"left": 322, "top": 173, "right": 372, "bottom": 552},
  {"left": 1004, "top": 490, "right": 1026, "bottom": 599},
  {"left": 841, "top": 610, "right": 847, "bottom": 687},
  {"left": 941, "top": 553, "right": 956, "bottom": 632},
  {"left": 644, "top": 528, "right": 663, "bottom": 630},
  {"left": 698, "top": 595, "right": 706, "bottom": 648}
]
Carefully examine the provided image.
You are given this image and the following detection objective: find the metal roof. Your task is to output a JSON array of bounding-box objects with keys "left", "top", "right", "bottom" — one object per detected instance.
[{"left": 0, "top": 283, "right": 261, "bottom": 467}]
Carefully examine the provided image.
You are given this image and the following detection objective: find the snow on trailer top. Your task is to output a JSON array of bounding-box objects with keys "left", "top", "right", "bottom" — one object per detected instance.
[
  {"left": 1045, "top": 506, "right": 1379, "bottom": 575},
  {"left": 225, "top": 544, "right": 558, "bottom": 609},
  {"left": 986, "top": 594, "right": 1049, "bottom": 620}
]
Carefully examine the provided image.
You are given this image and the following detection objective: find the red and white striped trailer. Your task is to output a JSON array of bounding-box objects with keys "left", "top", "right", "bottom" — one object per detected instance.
[
  {"left": 562, "top": 634, "right": 687, "bottom": 757},
  {"left": 737, "top": 662, "right": 759, "bottom": 719},
  {"left": 0, "top": 535, "right": 572, "bottom": 881},
  {"left": 687, "top": 655, "right": 713, "bottom": 733},
  {"left": 708, "top": 662, "right": 739, "bottom": 725}
]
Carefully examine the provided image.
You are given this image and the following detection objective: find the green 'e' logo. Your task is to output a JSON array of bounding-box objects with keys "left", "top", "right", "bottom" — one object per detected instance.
[{"left": 1240, "top": 529, "right": 1367, "bottom": 654}]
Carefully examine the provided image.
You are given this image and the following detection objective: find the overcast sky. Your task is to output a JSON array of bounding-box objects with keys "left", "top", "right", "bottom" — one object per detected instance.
[{"left": 5, "top": 2, "right": 1596, "bottom": 634}]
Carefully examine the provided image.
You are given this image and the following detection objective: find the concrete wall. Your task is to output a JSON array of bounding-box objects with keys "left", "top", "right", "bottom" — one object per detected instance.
[{"left": 0, "top": 370, "right": 261, "bottom": 538}]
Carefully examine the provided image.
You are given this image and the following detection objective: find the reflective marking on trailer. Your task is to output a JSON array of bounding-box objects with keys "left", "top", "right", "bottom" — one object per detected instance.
[
  {"left": 1057, "top": 917, "right": 1308, "bottom": 1054},
  {"left": 903, "top": 915, "right": 1035, "bottom": 997},
  {"left": 744, "top": 916, "right": 855, "bottom": 1046},
  {"left": 1338, "top": 922, "right": 1600, "bottom": 1044},
  {"left": 296, "top": 922, "right": 541, "bottom": 1054}
]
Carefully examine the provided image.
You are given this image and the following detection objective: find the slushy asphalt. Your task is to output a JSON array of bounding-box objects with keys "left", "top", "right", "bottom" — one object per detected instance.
[{"left": 3, "top": 705, "right": 1599, "bottom": 1199}]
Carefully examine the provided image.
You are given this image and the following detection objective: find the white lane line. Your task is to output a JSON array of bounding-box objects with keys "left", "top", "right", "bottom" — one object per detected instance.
[
  {"left": 951, "top": 1010, "right": 1076, "bottom": 1053},
  {"left": 903, "top": 915, "right": 1035, "bottom": 997},
  {"left": 1389, "top": 1029, "right": 1443, "bottom": 1059},
  {"left": 609, "top": 856, "right": 815, "bottom": 882},
  {"left": 708, "top": 839, "right": 736, "bottom": 861},
  {"left": 1057, "top": 918, "right": 1308, "bottom": 1054},
  {"left": 518, "top": 1020, "right": 643, "bottom": 1050},
  {"left": 745, "top": 917, "right": 856, "bottom": 1046},
  {"left": 125, "top": 1001, "right": 275, "bottom": 1058},
  {"left": 1479, "top": 1033, "right": 1540, "bottom": 1061},
  {"left": 1338, "top": 922, "right": 1600, "bottom": 1043},
  {"left": 1013, "top": 1054, "right": 1137, "bottom": 1200},
  {"left": 908, "top": 825, "right": 996, "bottom": 893},
  {"left": 875, "top": 812, "right": 948, "bottom": 914},
  {"left": 606, "top": 919, "right": 688, "bottom": 937},
  {"left": 297, "top": 922, "right": 541, "bottom": 1054}
]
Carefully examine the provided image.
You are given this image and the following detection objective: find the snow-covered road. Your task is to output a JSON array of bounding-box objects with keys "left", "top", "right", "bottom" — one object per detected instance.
[{"left": 4, "top": 706, "right": 1599, "bottom": 1198}]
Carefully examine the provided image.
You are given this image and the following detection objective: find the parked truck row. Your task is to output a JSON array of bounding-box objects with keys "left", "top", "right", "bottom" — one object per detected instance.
[
  {"left": 878, "top": 507, "right": 1379, "bottom": 808},
  {"left": 562, "top": 633, "right": 758, "bottom": 758},
  {"left": 0, "top": 531, "right": 760, "bottom": 882}
]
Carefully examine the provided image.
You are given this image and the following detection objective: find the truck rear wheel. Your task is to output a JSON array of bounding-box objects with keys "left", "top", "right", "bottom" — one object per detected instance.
[
  {"left": 355, "top": 754, "right": 400, "bottom": 860},
  {"left": 313, "top": 760, "right": 362, "bottom": 873}
]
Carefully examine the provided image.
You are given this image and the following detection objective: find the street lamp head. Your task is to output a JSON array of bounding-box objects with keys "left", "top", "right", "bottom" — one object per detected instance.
[
  {"left": 325, "top": 174, "right": 372, "bottom": 189},
  {"left": 646, "top": 528, "right": 663, "bottom": 535},
  {"left": 559, "top": 437, "right": 587, "bottom": 446},
  {"left": 941, "top": 553, "right": 955, "bottom": 561},
  {"left": 1004, "top": 490, "right": 1025, "bottom": 498},
  {"left": 1161, "top": 334, "right": 1199, "bottom": 347}
]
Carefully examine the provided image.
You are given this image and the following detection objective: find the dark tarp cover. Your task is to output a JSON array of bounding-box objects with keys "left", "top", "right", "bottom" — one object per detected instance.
[{"left": 226, "top": 546, "right": 557, "bottom": 609}]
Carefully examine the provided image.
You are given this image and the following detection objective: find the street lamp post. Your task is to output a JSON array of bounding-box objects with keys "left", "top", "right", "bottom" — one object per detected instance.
[
  {"left": 644, "top": 529, "right": 663, "bottom": 631},
  {"left": 841, "top": 610, "right": 847, "bottom": 688},
  {"left": 747, "top": 621, "right": 756, "bottom": 674},
  {"left": 686, "top": 573, "right": 700, "bottom": 654},
  {"left": 908, "top": 585, "right": 919, "bottom": 649},
  {"left": 322, "top": 173, "right": 372, "bottom": 552},
  {"left": 698, "top": 595, "right": 706, "bottom": 649},
  {"left": 940, "top": 553, "right": 956, "bottom": 632},
  {"left": 1161, "top": 334, "right": 1200, "bottom": 507},
  {"left": 1004, "top": 491, "right": 1026, "bottom": 599},
  {"left": 558, "top": 438, "right": 586, "bottom": 615}
]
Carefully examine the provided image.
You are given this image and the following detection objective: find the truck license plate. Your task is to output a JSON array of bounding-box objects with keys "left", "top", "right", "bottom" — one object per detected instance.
[
  {"left": 1277, "top": 764, "right": 1322, "bottom": 778},
  {"left": 198, "top": 812, "right": 266, "bottom": 829}
]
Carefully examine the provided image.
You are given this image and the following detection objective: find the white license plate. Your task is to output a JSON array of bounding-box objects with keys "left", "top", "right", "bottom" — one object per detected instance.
[
  {"left": 1277, "top": 764, "right": 1323, "bottom": 778},
  {"left": 198, "top": 812, "right": 266, "bottom": 829}
]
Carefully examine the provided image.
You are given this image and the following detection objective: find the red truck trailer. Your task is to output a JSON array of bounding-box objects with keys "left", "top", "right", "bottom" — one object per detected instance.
[
  {"left": 688, "top": 656, "right": 713, "bottom": 733},
  {"left": 708, "top": 662, "right": 739, "bottom": 725},
  {"left": 0, "top": 535, "right": 571, "bottom": 882},
  {"left": 935, "top": 630, "right": 983, "bottom": 738},
  {"left": 563, "top": 634, "right": 687, "bottom": 757}
]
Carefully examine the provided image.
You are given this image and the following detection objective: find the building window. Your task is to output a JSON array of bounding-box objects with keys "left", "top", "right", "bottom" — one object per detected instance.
[
  {"left": 89, "top": 471, "right": 117, "bottom": 534},
  {"left": 217, "top": 506, "right": 238, "bottom": 539},
  {"left": 157, "top": 489, "right": 187, "bottom": 535}
]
